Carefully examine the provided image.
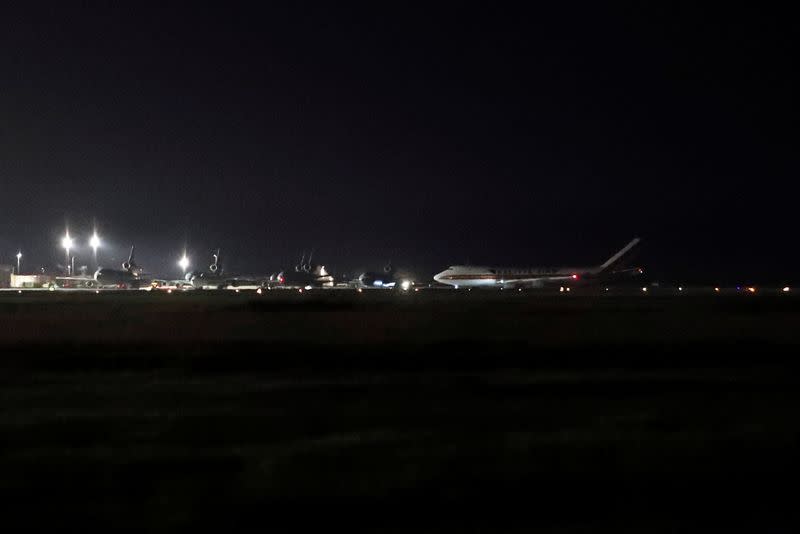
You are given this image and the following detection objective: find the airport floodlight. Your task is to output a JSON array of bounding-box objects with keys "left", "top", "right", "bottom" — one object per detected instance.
[
  {"left": 90, "top": 233, "right": 101, "bottom": 268},
  {"left": 16, "top": 251, "right": 22, "bottom": 260},
  {"left": 62, "top": 232, "right": 74, "bottom": 275},
  {"left": 401, "top": 280, "right": 411, "bottom": 291},
  {"left": 16, "top": 251, "right": 22, "bottom": 275},
  {"left": 178, "top": 254, "right": 190, "bottom": 272}
]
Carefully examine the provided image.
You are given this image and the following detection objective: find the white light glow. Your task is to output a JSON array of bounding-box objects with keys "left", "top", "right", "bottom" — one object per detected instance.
[
  {"left": 783, "top": 287, "right": 790, "bottom": 292},
  {"left": 16, "top": 252, "right": 22, "bottom": 260},
  {"left": 90, "top": 233, "right": 100, "bottom": 250},
  {"left": 61, "top": 233, "right": 73, "bottom": 250},
  {"left": 401, "top": 280, "right": 411, "bottom": 291},
  {"left": 178, "top": 254, "right": 190, "bottom": 272}
]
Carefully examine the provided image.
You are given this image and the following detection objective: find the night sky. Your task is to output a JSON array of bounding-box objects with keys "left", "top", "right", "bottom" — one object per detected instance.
[{"left": 0, "top": 5, "right": 795, "bottom": 283}]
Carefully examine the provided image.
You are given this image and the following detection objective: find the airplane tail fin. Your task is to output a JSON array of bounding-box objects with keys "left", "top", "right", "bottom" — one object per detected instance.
[
  {"left": 595, "top": 238, "right": 641, "bottom": 273},
  {"left": 209, "top": 248, "right": 221, "bottom": 273},
  {"left": 122, "top": 245, "right": 136, "bottom": 271}
]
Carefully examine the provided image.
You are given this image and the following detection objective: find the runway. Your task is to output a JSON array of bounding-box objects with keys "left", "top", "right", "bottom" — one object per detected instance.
[{"left": 2, "top": 289, "right": 799, "bottom": 530}]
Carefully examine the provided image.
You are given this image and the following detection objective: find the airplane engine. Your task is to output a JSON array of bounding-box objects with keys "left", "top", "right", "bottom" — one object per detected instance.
[
  {"left": 209, "top": 263, "right": 218, "bottom": 273},
  {"left": 122, "top": 262, "right": 131, "bottom": 271}
]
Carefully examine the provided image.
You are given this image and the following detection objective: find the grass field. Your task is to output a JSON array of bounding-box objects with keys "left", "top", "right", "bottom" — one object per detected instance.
[{"left": 1, "top": 291, "right": 799, "bottom": 531}]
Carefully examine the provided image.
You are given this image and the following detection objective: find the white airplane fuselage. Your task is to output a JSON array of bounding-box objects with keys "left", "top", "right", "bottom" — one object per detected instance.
[
  {"left": 433, "top": 266, "right": 580, "bottom": 288},
  {"left": 433, "top": 238, "right": 642, "bottom": 289}
]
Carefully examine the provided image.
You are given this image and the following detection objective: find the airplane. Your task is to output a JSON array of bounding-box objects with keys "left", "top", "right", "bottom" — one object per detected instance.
[
  {"left": 433, "top": 238, "right": 642, "bottom": 289},
  {"left": 186, "top": 248, "right": 225, "bottom": 289},
  {"left": 271, "top": 251, "right": 334, "bottom": 288},
  {"left": 94, "top": 245, "right": 146, "bottom": 289},
  {"left": 351, "top": 262, "right": 415, "bottom": 290},
  {"left": 186, "top": 249, "right": 269, "bottom": 290}
]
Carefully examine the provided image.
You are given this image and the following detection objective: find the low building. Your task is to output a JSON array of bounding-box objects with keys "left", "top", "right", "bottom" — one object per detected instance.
[
  {"left": 0, "top": 265, "right": 12, "bottom": 288},
  {"left": 11, "top": 274, "right": 56, "bottom": 288}
]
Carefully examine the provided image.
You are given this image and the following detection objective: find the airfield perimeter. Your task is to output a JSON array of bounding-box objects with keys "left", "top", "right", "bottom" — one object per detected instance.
[{"left": 1, "top": 289, "right": 799, "bottom": 531}]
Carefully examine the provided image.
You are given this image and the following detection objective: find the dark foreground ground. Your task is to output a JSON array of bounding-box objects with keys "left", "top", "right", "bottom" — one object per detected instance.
[{"left": 1, "top": 290, "right": 799, "bottom": 532}]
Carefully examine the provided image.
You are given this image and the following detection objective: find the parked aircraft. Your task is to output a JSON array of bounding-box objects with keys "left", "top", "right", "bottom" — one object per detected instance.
[
  {"left": 351, "top": 262, "right": 414, "bottom": 290},
  {"left": 94, "top": 246, "right": 145, "bottom": 288},
  {"left": 272, "top": 251, "right": 334, "bottom": 288},
  {"left": 433, "top": 238, "right": 642, "bottom": 289}
]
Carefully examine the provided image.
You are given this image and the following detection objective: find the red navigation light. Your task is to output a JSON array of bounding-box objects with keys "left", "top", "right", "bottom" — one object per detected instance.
[
  {"left": 571, "top": 274, "right": 579, "bottom": 280},
  {"left": 278, "top": 275, "right": 285, "bottom": 284}
]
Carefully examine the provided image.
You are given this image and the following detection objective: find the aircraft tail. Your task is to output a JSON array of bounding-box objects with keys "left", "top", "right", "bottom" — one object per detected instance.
[
  {"left": 122, "top": 245, "right": 136, "bottom": 271},
  {"left": 209, "top": 248, "right": 221, "bottom": 273},
  {"left": 595, "top": 238, "right": 641, "bottom": 273}
]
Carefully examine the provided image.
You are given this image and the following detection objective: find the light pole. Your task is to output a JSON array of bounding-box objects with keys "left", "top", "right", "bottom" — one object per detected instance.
[
  {"left": 16, "top": 251, "right": 22, "bottom": 275},
  {"left": 90, "top": 232, "right": 100, "bottom": 269},
  {"left": 179, "top": 252, "right": 190, "bottom": 275},
  {"left": 61, "top": 232, "right": 73, "bottom": 276}
]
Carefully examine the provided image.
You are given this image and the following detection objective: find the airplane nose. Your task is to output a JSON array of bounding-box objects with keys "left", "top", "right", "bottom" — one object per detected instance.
[{"left": 433, "top": 271, "right": 445, "bottom": 282}]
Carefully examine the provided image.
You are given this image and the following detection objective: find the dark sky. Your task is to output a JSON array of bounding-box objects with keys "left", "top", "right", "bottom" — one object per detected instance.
[{"left": 0, "top": 4, "right": 795, "bottom": 282}]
